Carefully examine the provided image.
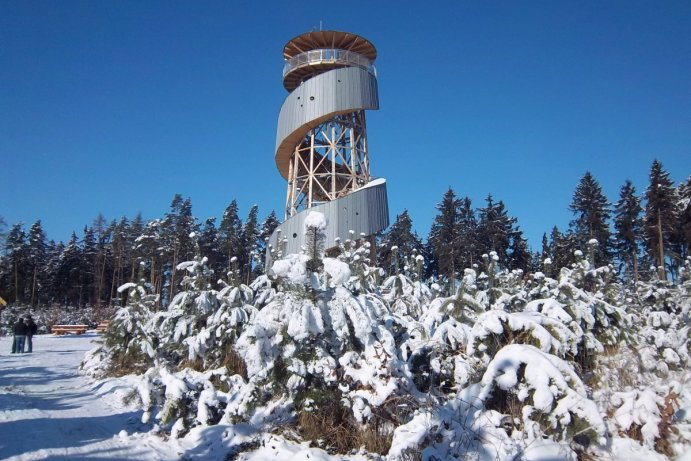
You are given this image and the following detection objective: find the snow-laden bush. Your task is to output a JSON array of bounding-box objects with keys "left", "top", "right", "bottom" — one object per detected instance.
[
  {"left": 185, "top": 276, "right": 256, "bottom": 371},
  {"left": 382, "top": 271, "right": 432, "bottom": 318},
  {"left": 102, "top": 278, "right": 157, "bottom": 373},
  {"left": 467, "top": 309, "right": 581, "bottom": 363},
  {"left": 149, "top": 255, "right": 220, "bottom": 366},
  {"left": 478, "top": 344, "right": 606, "bottom": 445}
]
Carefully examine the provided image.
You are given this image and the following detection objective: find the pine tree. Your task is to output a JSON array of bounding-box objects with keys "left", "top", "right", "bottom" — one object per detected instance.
[
  {"left": 5, "top": 223, "right": 27, "bottom": 303},
  {"left": 676, "top": 177, "right": 691, "bottom": 262},
  {"left": 614, "top": 180, "right": 643, "bottom": 282},
  {"left": 134, "top": 220, "right": 165, "bottom": 303},
  {"left": 81, "top": 226, "right": 98, "bottom": 306},
  {"left": 239, "top": 205, "right": 261, "bottom": 284},
  {"left": 219, "top": 200, "right": 242, "bottom": 272},
  {"left": 0, "top": 216, "right": 6, "bottom": 244},
  {"left": 428, "top": 188, "right": 464, "bottom": 292},
  {"left": 477, "top": 195, "right": 515, "bottom": 265},
  {"left": 378, "top": 209, "right": 424, "bottom": 275},
  {"left": 548, "top": 226, "right": 576, "bottom": 276},
  {"left": 198, "top": 217, "right": 222, "bottom": 276},
  {"left": 55, "top": 232, "right": 82, "bottom": 306},
  {"left": 109, "top": 217, "right": 130, "bottom": 305},
  {"left": 91, "top": 214, "right": 113, "bottom": 307},
  {"left": 643, "top": 160, "right": 677, "bottom": 280},
  {"left": 163, "top": 195, "right": 198, "bottom": 303},
  {"left": 257, "top": 210, "right": 280, "bottom": 274},
  {"left": 27, "top": 220, "right": 47, "bottom": 307},
  {"left": 508, "top": 227, "right": 532, "bottom": 272},
  {"left": 569, "top": 172, "right": 612, "bottom": 266}
]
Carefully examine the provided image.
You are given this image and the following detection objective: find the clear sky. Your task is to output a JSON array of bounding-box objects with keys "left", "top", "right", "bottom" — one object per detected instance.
[{"left": 2, "top": 1, "right": 689, "bottom": 249}]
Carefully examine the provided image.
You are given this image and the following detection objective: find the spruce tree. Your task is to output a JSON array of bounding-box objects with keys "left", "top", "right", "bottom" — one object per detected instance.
[
  {"left": 257, "top": 210, "right": 280, "bottom": 274},
  {"left": 27, "top": 220, "right": 47, "bottom": 307},
  {"left": 548, "top": 226, "right": 577, "bottom": 276},
  {"left": 428, "top": 188, "right": 464, "bottom": 292},
  {"left": 379, "top": 209, "right": 424, "bottom": 275},
  {"left": 614, "top": 180, "right": 643, "bottom": 282},
  {"left": 5, "top": 223, "right": 27, "bottom": 303},
  {"left": 163, "top": 195, "right": 198, "bottom": 303},
  {"left": 569, "top": 172, "right": 612, "bottom": 266},
  {"left": 240, "top": 205, "right": 261, "bottom": 283},
  {"left": 508, "top": 227, "right": 532, "bottom": 272},
  {"left": 198, "top": 217, "right": 223, "bottom": 275},
  {"left": 55, "top": 232, "right": 83, "bottom": 306},
  {"left": 219, "top": 200, "right": 242, "bottom": 272},
  {"left": 477, "top": 195, "right": 515, "bottom": 265},
  {"left": 643, "top": 160, "right": 677, "bottom": 280},
  {"left": 676, "top": 177, "right": 691, "bottom": 262}
]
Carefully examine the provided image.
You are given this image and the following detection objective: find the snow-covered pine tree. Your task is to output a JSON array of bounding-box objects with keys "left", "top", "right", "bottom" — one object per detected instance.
[
  {"left": 102, "top": 273, "right": 157, "bottom": 374},
  {"left": 150, "top": 246, "right": 220, "bottom": 367},
  {"left": 133, "top": 219, "right": 165, "bottom": 305}
]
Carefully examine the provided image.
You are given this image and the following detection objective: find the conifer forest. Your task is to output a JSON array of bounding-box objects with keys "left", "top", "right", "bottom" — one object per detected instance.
[{"left": 1, "top": 159, "right": 691, "bottom": 460}]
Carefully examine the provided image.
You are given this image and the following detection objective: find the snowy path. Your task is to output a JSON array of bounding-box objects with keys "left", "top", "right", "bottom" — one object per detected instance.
[{"left": 0, "top": 333, "right": 177, "bottom": 460}]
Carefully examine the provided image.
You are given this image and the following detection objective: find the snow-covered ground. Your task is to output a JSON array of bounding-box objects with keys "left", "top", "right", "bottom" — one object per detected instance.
[{"left": 0, "top": 332, "right": 180, "bottom": 460}]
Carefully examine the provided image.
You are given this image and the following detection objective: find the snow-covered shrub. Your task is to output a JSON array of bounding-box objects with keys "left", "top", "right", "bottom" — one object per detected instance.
[
  {"left": 477, "top": 344, "right": 606, "bottom": 446},
  {"left": 102, "top": 277, "right": 157, "bottom": 374},
  {"left": 186, "top": 276, "right": 256, "bottom": 371},
  {"left": 149, "top": 255, "right": 220, "bottom": 367},
  {"left": 382, "top": 272, "right": 432, "bottom": 318},
  {"left": 467, "top": 309, "right": 580, "bottom": 363},
  {"left": 134, "top": 364, "right": 237, "bottom": 438}
]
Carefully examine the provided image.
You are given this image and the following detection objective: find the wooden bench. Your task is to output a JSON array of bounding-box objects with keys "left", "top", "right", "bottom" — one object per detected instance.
[
  {"left": 51, "top": 325, "right": 89, "bottom": 335},
  {"left": 96, "top": 321, "right": 110, "bottom": 333}
]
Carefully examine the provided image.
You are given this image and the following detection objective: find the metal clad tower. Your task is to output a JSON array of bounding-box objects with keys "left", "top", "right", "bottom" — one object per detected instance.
[{"left": 268, "top": 30, "right": 389, "bottom": 257}]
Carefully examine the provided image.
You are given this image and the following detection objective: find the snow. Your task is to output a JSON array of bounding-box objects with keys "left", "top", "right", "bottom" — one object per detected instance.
[
  {"left": 303, "top": 211, "right": 327, "bottom": 230},
  {"left": 322, "top": 257, "right": 351, "bottom": 286},
  {"left": 0, "top": 332, "right": 179, "bottom": 460},
  {"left": 270, "top": 253, "right": 309, "bottom": 285}
]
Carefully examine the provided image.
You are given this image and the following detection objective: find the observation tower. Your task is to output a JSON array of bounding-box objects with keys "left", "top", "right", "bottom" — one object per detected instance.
[{"left": 268, "top": 30, "right": 389, "bottom": 257}]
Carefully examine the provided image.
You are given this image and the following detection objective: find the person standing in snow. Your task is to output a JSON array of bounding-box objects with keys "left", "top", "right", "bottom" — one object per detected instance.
[
  {"left": 25, "top": 316, "right": 37, "bottom": 353},
  {"left": 12, "top": 318, "right": 28, "bottom": 353}
]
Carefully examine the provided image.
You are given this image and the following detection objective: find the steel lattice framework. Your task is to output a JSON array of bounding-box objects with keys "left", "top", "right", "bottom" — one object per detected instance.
[{"left": 285, "top": 111, "right": 370, "bottom": 216}]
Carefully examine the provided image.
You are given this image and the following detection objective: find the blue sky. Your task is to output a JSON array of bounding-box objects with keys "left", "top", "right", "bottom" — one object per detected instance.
[{"left": 1, "top": 1, "right": 689, "bottom": 249}]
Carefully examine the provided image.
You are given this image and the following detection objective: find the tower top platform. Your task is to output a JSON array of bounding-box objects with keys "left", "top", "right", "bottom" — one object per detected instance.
[{"left": 283, "top": 30, "right": 377, "bottom": 61}]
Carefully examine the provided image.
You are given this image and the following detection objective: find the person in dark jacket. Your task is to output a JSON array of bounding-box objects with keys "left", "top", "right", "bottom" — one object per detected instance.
[
  {"left": 25, "top": 316, "right": 37, "bottom": 353},
  {"left": 12, "top": 318, "right": 28, "bottom": 353}
]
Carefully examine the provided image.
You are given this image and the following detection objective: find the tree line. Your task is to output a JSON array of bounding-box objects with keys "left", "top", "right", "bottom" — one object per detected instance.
[{"left": 1, "top": 159, "right": 689, "bottom": 308}]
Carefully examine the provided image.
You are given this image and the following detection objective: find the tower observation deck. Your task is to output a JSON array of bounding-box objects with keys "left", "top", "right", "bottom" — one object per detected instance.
[{"left": 268, "top": 30, "right": 389, "bottom": 258}]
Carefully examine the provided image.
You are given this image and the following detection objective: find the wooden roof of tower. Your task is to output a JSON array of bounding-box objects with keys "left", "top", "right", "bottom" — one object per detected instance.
[{"left": 283, "top": 30, "right": 377, "bottom": 61}]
